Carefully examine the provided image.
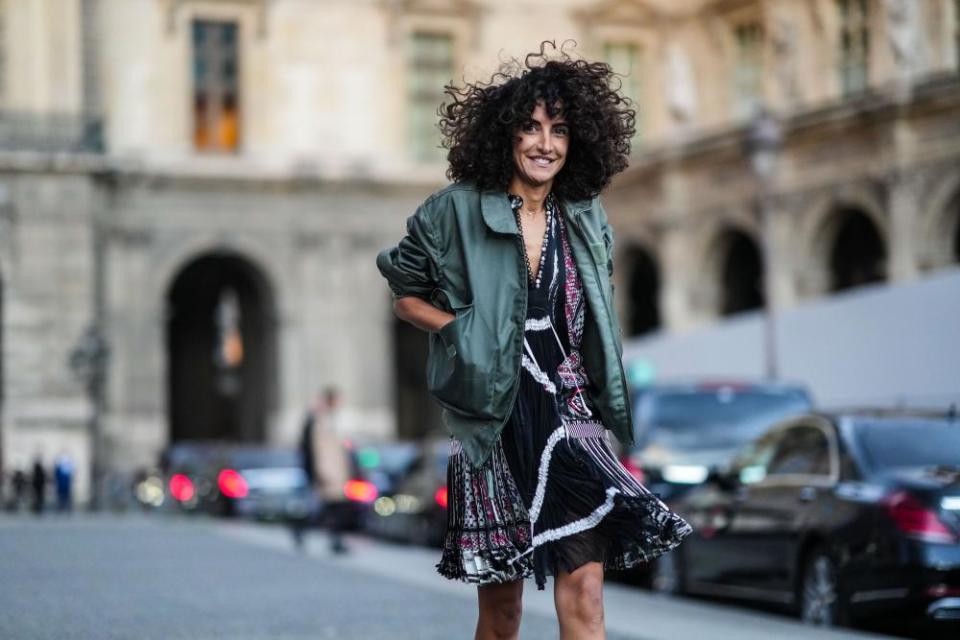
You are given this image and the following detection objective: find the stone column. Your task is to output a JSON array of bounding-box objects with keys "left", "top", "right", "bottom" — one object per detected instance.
[
  {"left": 766, "top": 196, "right": 800, "bottom": 311},
  {"left": 886, "top": 168, "right": 922, "bottom": 283},
  {"left": 660, "top": 221, "right": 698, "bottom": 332},
  {"left": 658, "top": 163, "right": 701, "bottom": 332}
]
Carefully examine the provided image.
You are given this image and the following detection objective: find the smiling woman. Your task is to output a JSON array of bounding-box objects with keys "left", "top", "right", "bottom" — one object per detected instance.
[{"left": 377, "top": 41, "right": 690, "bottom": 640}]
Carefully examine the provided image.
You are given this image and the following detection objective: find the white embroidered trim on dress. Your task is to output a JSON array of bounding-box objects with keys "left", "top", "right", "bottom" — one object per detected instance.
[
  {"left": 507, "top": 486, "right": 622, "bottom": 566},
  {"left": 521, "top": 354, "right": 556, "bottom": 394},
  {"left": 522, "top": 337, "right": 557, "bottom": 395},
  {"left": 531, "top": 487, "right": 621, "bottom": 547},
  {"left": 524, "top": 317, "right": 553, "bottom": 331},
  {"left": 528, "top": 427, "right": 568, "bottom": 525}
]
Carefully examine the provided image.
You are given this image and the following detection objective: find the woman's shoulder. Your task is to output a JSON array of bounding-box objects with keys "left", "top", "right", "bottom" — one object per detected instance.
[
  {"left": 414, "top": 182, "right": 485, "bottom": 228},
  {"left": 421, "top": 181, "right": 482, "bottom": 208}
]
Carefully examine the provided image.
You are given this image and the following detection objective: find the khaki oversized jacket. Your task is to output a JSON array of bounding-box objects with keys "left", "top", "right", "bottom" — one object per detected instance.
[{"left": 376, "top": 182, "right": 633, "bottom": 467}]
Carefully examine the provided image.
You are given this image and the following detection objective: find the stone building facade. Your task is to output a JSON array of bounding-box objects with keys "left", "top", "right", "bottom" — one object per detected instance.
[{"left": 0, "top": 0, "right": 958, "bottom": 500}]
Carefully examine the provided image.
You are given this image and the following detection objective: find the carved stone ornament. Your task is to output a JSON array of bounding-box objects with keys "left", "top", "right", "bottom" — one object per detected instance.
[
  {"left": 770, "top": 15, "right": 799, "bottom": 106},
  {"left": 883, "top": 0, "right": 923, "bottom": 80},
  {"left": 381, "top": 0, "right": 483, "bottom": 47},
  {"left": 160, "top": 0, "right": 271, "bottom": 38},
  {"left": 665, "top": 44, "right": 697, "bottom": 123},
  {"left": 575, "top": 0, "right": 661, "bottom": 28}
]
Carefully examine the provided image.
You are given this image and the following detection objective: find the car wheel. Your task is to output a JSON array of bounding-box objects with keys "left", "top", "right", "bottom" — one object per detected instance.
[
  {"left": 800, "top": 552, "right": 840, "bottom": 627},
  {"left": 651, "top": 551, "right": 684, "bottom": 595}
]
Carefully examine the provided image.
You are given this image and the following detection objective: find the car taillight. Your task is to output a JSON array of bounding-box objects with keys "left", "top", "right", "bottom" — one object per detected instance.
[
  {"left": 926, "top": 584, "right": 960, "bottom": 598},
  {"left": 883, "top": 491, "right": 956, "bottom": 543},
  {"left": 169, "top": 474, "right": 195, "bottom": 502},
  {"left": 217, "top": 469, "right": 249, "bottom": 499},
  {"left": 343, "top": 479, "right": 378, "bottom": 503},
  {"left": 620, "top": 457, "right": 645, "bottom": 484},
  {"left": 434, "top": 487, "right": 448, "bottom": 509}
]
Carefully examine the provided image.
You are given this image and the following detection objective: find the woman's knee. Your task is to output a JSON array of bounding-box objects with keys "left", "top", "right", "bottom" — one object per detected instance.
[
  {"left": 490, "top": 598, "right": 523, "bottom": 628},
  {"left": 478, "top": 582, "right": 523, "bottom": 633},
  {"left": 558, "top": 568, "right": 604, "bottom": 625}
]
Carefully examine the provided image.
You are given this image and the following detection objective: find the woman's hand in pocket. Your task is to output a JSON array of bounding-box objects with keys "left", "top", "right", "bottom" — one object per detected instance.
[{"left": 393, "top": 296, "right": 456, "bottom": 333}]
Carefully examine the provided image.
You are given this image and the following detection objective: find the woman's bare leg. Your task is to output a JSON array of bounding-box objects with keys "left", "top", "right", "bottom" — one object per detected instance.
[
  {"left": 554, "top": 562, "right": 606, "bottom": 640},
  {"left": 475, "top": 580, "right": 524, "bottom": 640}
]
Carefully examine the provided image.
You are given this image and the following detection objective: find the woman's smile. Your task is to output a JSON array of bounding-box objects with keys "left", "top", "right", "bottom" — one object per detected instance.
[{"left": 513, "top": 102, "right": 569, "bottom": 187}]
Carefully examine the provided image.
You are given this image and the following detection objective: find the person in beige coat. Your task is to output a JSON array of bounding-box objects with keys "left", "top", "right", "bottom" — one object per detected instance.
[{"left": 298, "top": 387, "right": 353, "bottom": 553}]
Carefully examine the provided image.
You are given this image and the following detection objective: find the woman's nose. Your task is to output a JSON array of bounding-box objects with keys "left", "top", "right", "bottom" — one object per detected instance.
[{"left": 537, "top": 130, "right": 553, "bottom": 152}]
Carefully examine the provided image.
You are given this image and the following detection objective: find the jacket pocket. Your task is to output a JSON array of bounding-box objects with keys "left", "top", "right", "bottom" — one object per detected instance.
[{"left": 426, "top": 303, "right": 495, "bottom": 419}]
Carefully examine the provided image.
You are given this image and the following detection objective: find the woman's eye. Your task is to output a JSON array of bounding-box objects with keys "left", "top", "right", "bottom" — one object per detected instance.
[
  {"left": 522, "top": 121, "right": 538, "bottom": 133},
  {"left": 554, "top": 125, "right": 570, "bottom": 136}
]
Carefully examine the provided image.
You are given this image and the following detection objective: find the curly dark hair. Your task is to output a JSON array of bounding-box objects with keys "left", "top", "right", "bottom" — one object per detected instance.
[{"left": 439, "top": 41, "right": 635, "bottom": 202}]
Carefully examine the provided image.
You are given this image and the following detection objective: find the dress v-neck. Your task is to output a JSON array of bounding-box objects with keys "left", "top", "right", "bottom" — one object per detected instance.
[{"left": 509, "top": 194, "right": 554, "bottom": 289}]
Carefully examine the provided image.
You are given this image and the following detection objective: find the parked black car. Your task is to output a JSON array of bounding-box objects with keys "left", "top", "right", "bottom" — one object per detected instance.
[
  {"left": 628, "top": 381, "right": 813, "bottom": 503},
  {"left": 159, "top": 441, "right": 224, "bottom": 513},
  {"left": 208, "top": 447, "right": 319, "bottom": 522},
  {"left": 662, "top": 409, "right": 960, "bottom": 630},
  {"left": 160, "top": 442, "right": 318, "bottom": 523},
  {"left": 365, "top": 438, "right": 450, "bottom": 547}
]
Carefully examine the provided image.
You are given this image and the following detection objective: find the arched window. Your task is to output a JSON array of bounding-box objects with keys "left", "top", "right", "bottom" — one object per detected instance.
[
  {"left": 166, "top": 253, "right": 276, "bottom": 443},
  {"left": 625, "top": 246, "right": 660, "bottom": 336},
  {"left": 828, "top": 209, "right": 886, "bottom": 292},
  {"left": 719, "top": 229, "right": 764, "bottom": 316}
]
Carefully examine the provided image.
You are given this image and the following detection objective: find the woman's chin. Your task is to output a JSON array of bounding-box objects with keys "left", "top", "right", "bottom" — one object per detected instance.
[{"left": 516, "top": 169, "right": 558, "bottom": 188}]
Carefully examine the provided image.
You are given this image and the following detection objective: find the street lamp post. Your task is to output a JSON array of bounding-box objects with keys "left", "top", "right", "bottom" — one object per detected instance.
[
  {"left": 745, "top": 105, "right": 783, "bottom": 380},
  {"left": 69, "top": 170, "right": 114, "bottom": 511},
  {"left": 69, "top": 325, "right": 109, "bottom": 510}
]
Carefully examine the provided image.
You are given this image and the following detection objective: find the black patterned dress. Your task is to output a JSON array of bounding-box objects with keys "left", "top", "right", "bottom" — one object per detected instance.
[{"left": 438, "top": 194, "right": 692, "bottom": 590}]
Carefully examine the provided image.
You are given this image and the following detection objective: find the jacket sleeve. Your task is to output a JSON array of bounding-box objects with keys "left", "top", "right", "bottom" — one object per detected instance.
[{"left": 376, "top": 206, "right": 443, "bottom": 300}]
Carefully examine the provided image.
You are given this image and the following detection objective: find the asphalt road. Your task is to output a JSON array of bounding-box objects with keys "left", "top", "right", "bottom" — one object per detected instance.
[{"left": 0, "top": 513, "right": 894, "bottom": 640}]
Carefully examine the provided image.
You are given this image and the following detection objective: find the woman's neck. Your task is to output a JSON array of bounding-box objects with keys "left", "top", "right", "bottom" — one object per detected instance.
[{"left": 508, "top": 178, "right": 552, "bottom": 214}]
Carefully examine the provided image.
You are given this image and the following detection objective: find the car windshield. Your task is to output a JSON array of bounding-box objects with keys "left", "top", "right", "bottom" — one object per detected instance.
[
  {"left": 634, "top": 388, "right": 811, "bottom": 451},
  {"left": 855, "top": 419, "right": 960, "bottom": 471}
]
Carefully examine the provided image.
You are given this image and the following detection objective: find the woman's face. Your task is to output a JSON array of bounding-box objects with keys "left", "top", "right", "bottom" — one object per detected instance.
[{"left": 512, "top": 102, "right": 569, "bottom": 189}]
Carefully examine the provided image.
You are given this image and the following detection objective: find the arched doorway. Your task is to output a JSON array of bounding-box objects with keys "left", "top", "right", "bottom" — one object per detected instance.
[
  {"left": 828, "top": 209, "right": 887, "bottom": 292},
  {"left": 718, "top": 229, "right": 764, "bottom": 316},
  {"left": 392, "top": 317, "right": 442, "bottom": 440},
  {"left": 165, "top": 253, "right": 276, "bottom": 443},
  {"left": 625, "top": 246, "right": 661, "bottom": 336}
]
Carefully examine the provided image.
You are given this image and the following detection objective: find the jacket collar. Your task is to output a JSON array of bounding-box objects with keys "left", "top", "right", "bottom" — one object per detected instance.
[
  {"left": 481, "top": 189, "right": 592, "bottom": 234},
  {"left": 480, "top": 190, "right": 518, "bottom": 234}
]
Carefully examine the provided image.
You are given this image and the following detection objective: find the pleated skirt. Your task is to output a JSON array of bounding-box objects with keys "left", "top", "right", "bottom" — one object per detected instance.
[{"left": 437, "top": 418, "right": 693, "bottom": 589}]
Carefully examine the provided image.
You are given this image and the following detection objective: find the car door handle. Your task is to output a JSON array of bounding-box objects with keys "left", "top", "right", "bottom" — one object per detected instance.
[{"left": 798, "top": 486, "right": 817, "bottom": 503}]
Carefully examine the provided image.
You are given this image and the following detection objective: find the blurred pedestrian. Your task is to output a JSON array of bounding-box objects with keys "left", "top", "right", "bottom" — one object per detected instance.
[
  {"left": 30, "top": 456, "right": 47, "bottom": 515},
  {"left": 9, "top": 467, "right": 28, "bottom": 512},
  {"left": 297, "top": 387, "right": 352, "bottom": 554},
  {"left": 54, "top": 454, "right": 74, "bottom": 514},
  {"left": 377, "top": 41, "right": 691, "bottom": 639}
]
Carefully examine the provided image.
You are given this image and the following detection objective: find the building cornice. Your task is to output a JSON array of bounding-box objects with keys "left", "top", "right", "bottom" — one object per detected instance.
[{"left": 620, "top": 73, "right": 960, "bottom": 178}]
